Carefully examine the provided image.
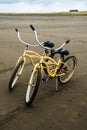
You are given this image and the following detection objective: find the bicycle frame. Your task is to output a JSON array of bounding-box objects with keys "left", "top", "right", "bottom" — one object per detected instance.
[
  {"left": 15, "top": 49, "right": 41, "bottom": 76},
  {"left": 29, "top": 52, "right": 71, "bottom": 87},
  {"left": 30, "top": 54, "right": 70, "bottom": 79}
]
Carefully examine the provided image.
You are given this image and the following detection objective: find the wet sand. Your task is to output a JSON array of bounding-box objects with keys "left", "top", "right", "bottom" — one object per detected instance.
[{"left": 0, "top": 15, "right": 87, "bottom": 130}]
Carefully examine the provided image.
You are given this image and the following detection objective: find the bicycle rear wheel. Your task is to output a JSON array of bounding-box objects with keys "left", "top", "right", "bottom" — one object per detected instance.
[
  {"left": 8, "top": 60, "right": 24, "bottom": 91},
  {"left": 58, "top": 56, "right": 77, "bottom": 84},
  {"left": 26, "top": 68, "right": 41, "bottom": 106}
]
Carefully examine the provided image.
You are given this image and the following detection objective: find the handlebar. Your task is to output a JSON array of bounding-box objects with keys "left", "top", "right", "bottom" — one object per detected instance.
[
  {"left": 30, "top": 24, "right": 70, "bottom": 51},
  {"left": 15, "top": 28, "right": 39, "bottom": 47},
  {"left": 15, "top": 28, "right": 18, "bottom": 32},
  {"left": 15, "top": 25, "right": 70, "bottom": 50},
  {"left": 65, "top": 39, "right": 70, "bottom": 44},
  {"left": 30, "top": 25, "right": 35, "bottom": 31}
]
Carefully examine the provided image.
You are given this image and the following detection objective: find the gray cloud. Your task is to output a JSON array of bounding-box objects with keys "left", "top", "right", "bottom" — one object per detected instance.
[
  {"left": 0, "top": 0, "right": 87, "bottom": 12},
  {"left": 0, "top": 0, "right": 18, "bottom": 3}
]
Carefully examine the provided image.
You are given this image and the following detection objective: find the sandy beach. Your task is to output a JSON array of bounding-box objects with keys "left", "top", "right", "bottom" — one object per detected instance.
[{"left": 0, "top": 15, "right": 87, "bottom": 130}]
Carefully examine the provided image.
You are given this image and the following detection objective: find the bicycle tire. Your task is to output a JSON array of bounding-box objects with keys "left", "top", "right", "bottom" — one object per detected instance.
[
  {"left": 26, "top": 68, "right": 41, "bottom": 106},
  {"left": 58, "top": 56, "right": 77, "bottom": 84},
  {"left": 8, "top": 60, "right": 24, "bottom": 91}
]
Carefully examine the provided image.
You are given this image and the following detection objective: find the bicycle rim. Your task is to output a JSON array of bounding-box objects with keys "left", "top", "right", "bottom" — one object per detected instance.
[
  {"left": 26, "top": 68, "right": 41, "bottom": 105},
  {"left": 58, "top": 56, "right": 77, "bottom": 83},
  {"left": 9, "top": 60, "right": 24, "bottom": 90}
]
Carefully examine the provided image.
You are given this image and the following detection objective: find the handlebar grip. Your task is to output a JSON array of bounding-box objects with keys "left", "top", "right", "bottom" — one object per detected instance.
[
  {"left": 65, "top": 39, "right": 70, "bottom": 44},
  {"left": 15, "top": 28, "right": 19, "bottom": 32},
  {"left": 30, "top": 25, "right": 35, "bottom": 31}
]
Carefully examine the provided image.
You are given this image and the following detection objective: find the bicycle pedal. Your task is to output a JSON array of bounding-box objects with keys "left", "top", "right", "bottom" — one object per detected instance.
[
  {"left": 42, "top": 77, "right": 49, "bottom": 82},
  {"left": 42, "top": 78, "right": 47, "bottom": 82}
]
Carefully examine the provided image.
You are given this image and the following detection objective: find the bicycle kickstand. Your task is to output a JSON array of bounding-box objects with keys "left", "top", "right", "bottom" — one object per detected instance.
[{"left": 56, "top": 77, "right": 58, "bottom": 91}]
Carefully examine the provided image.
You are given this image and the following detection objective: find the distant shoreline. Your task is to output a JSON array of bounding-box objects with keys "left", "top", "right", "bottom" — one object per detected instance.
[{"left": 0, "top": 11, "right": 87, "bottom": 16}]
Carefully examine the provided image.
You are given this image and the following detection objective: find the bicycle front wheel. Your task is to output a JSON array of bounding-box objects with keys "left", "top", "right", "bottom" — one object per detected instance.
[
  {"left": 8, "top": 60, "right": 24, "bottom": 91},
  {"left": 26, "top": 68, "right": 41, "bottom": 106},
  {"left": 58, "top": 56, "right": 77, "bottom": 84}
]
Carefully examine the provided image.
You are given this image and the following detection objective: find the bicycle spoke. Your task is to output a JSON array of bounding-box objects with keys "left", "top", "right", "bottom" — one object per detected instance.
[{"left": 58, "top": 56, "right": 77, "bottom": 83}]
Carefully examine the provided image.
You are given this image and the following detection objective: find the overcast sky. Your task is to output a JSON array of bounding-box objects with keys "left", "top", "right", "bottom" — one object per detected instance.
[{"left": 0, "top": 0, "right": 87, "bottom": 13}]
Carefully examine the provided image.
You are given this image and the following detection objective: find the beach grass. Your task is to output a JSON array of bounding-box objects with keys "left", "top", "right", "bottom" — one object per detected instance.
[{"left": 0, "top": 11, "right": 87, "bottom": 16}]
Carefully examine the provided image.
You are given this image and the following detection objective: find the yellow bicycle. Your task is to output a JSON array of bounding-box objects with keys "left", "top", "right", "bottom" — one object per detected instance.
[
  {"left": 8, "top": 28, "right": 40, "bottom": 91},
  {"left": 25, "top": 25, "right": 77, "bottom": 106}
]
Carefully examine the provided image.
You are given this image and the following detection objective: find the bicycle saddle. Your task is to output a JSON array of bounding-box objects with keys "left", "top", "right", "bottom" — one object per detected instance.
[
  {"left": 43, "top": 41, "right": 54, "bottom": 48},
  {"left": 58, "top": 48, "right": 69, "bottom": 55}
]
